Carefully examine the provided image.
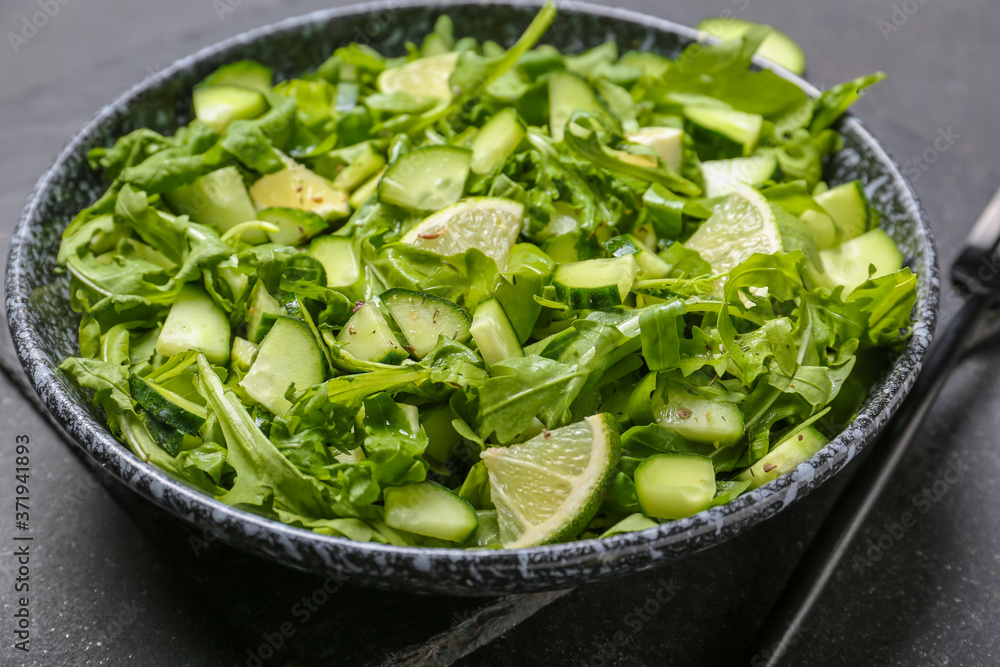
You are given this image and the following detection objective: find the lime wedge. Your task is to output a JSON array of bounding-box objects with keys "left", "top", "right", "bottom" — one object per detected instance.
[
  {"left": 401, "top": 197, "right": 524, "bottom": 270},
  {"left": 376, "top": 52, "right": 459, "bottom": 100},
  {"left": 481, "top": 414, "right": 621, "bottom": 548},
  {"left": 684, "top": 184, "right": 782, "bottom": 275}
]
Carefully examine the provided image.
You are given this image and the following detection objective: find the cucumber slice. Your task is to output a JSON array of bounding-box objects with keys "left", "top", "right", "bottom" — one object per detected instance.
[
  {"left": 697, "top": 18, "right": 806, "bottom": 76},
  {"left": 811, "top": 180, "right": 872, "bottom": 242},
  {"left": 381, "top": 289, "right": 472, "bottom": 358},
  {"left": 383, "top": 481, "right": 480, "bottom": 542},
  {"left": 257, "top": 207, "right": 328, "bottom": 246},
  {"left": 494, "top": 272, "right": 543, "bottom": 344},
  {"left": 420, "top": 405, "right": 463, "bottom": 466},
  {"left": 337, "top": 303, "right": 407, "bottom": 364},
  {"left": 634, "top": 454, "right": 716, "bottom": 520},
  {"left": 230, "top": 337, "right": 259, "bottom": 373},
  {"left": 239, "top": 317, "right": 325, "bottom": 416},
  {"left": 200, "top": 60, "right": 273, "bottom": 92},
  {"left": 619, "top": 50, "right": 672, "bottom": 79},
  {"left": 552, "top": 255, "right": 640, "bottom": 309},
  {"left": 468, "top": 510, "right": 502, "bottom": 548},
  {"left": 700, "top": 155, "right": 777, "bottom": 199},
  {"left": 156, "top": 285, "right": 230, "bottom": 365},
  {"left": 471, "top": 108, "right": 526, "bottom": 175},
  {"left": 738, "top": 426, "right": 826, "bottom": 489},
  {"left": 654, "top": 381, "right": 744, "bottom": 447},
  {"left": 249, "top": 157, "right": 350, "bottom": 221},
  {"left": 820, "top": 228, "right": 903, "bottom": 295},
  {"left": 642, "top": 184, "right": 684, "bottom": 238},
  {"left": 541, "top": 232, "right": 579, "bottom": 264},
  {"left": 192, "top": 85, "right": 268, "bottom": 133},
  {"left": 165, "top": 166, "right": 265, "bottom": 243},
  {"left": 471, "top": 298, "right": 524, "bottom": 366},
  {"left": 626, "top": 127, "right": 685, "bottom": 171},
  {"left": 129, "top": 374, "right": 208, "bottom": 436},
  {"left": 737, "top": 425, "right": 828, "bottom": 490},
  {"left": 799, "top": 209, "right": 840, "bottom": 251},
  {"left": 246, "top": 281, "right": 284, "bottom": 344},
  {"left": 604, "top": 235, "right": 670, "bottom": 279},
  {"left": 312, "top": 141, "right": 387, "bottom": 193},
  {"left": 548, "top": 71, "right": 606, "bottom": 142},
  {"left": 308, "top": 236, "right": 362, "bottom": 293},
  {"left": 507, "top": 243, "right": 556, "bottom": 281},
  {"left": 379, "top": 146, "right": 472, "bottom": 211},
  {"left": 685, "top": 106, "right": 763, "bottom": 159},
  {"left": 348, "top": 167, "right": 386, "bottom": 209}
]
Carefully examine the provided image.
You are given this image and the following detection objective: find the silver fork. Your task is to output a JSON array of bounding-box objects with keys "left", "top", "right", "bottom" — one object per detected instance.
[{"left": 749, "top": 185, "right": 1000, "bottom": 666}]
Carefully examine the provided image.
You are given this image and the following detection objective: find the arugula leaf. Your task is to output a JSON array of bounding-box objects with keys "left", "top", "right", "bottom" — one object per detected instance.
[
  {"left": 664, "top": 26, "right": 810, "bottom": 121},
  {"left": 449, "top": 1, "right": 557, "bottom": 104},
  {"left": 810, "top": 72, "right": 887, "bottom": 135},
  {"left": 563, "top": 112, "right": 701, "bottom": 196},
  {"left": 196, "top": 354, "right": 332, "bottom": 515},
  {"left": 476, "top": 355, "right": 588, "bottom": 442}
]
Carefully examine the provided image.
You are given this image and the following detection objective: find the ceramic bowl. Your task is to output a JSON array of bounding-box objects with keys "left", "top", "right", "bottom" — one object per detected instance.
[{"left": 5, "top": 0, "right": 939, "bottom": 595}]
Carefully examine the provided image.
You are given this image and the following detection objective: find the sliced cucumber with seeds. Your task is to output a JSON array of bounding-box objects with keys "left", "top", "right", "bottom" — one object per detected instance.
[
  {"left": 471, "top": 108, "right": 526, "bottom": 175},
  {"left": 381, "top": 289, "right": 472, "bottom": 358},
  {"left": 257, "top": 207, "right": 328, "bottom": 246},
  {"left": 737, "top": 425, "right": 828, "bottom": 490},
  {"left": 156, "top": 285, "right": 230, "bottom": 365},
  {"left": 383, "top": 481, "right": 480, "bottom": 542},
  {"left": 635, "top": 453, "right": 716, "bottom": 520},
  {"left": 471, "top": 298, "right": 524, "bottom": 366},
  {"left": 129, "top": 374, "right": 208, "bottom": 436},
  {"left": 199, "top": 60, "right": 273, "bottom": 92},
  {"left": 239, "top": 317, "right": 325, "bottom": 416},
  {"left": 165, "top": 166, "right": 265, "bottom": 243},
  {"left": 246, "top": 281, "right": 284, "bottom": 344},
  {"left": 193, "top": 85, "right": 268, "bottom": 133},
  {"left": 379, "top": 146, "right": 472, "bottom": 211},
  {"left": 338, "top": 303, "right": 407, "bottom": 364},
  {"left": 552, "top": 255, "right": 640, "bottom": 309},
  {"left": 653, "top": 381, "right": 744, "bottom": 447}
]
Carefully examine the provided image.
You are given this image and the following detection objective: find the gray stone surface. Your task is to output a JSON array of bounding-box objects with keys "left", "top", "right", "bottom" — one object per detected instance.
[{"left": 1, "top": 0, "right": 998, "bottom": 665}]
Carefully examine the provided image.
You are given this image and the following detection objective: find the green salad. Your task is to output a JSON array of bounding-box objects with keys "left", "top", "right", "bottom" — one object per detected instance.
[{"left": 58, "top": 4, "right": 918, "bottom": 549}]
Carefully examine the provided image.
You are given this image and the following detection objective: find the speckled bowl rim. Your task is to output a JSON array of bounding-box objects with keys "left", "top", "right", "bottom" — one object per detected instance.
[{"left": 6, "top": 0, "right": 939, "bottom": 595}]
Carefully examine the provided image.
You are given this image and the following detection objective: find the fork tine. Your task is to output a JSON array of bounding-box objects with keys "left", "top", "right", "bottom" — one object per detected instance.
[{"left": 952, "top": 186, "right": 1000, "bottom": 290}]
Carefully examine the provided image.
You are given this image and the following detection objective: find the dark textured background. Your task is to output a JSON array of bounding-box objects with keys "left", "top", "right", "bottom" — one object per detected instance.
[{"left": 1, "top": 0, "right": 998, "bottom": 665}]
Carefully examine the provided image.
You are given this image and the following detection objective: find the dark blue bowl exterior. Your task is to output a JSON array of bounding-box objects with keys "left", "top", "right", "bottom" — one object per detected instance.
[{"left": 5, "top": 0, "right": 939, "bottom": 596}]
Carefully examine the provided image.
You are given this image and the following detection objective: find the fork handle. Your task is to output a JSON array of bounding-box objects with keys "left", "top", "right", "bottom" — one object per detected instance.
[{"left": 748, "top": 289, "right": 993, "bottom": 667}]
